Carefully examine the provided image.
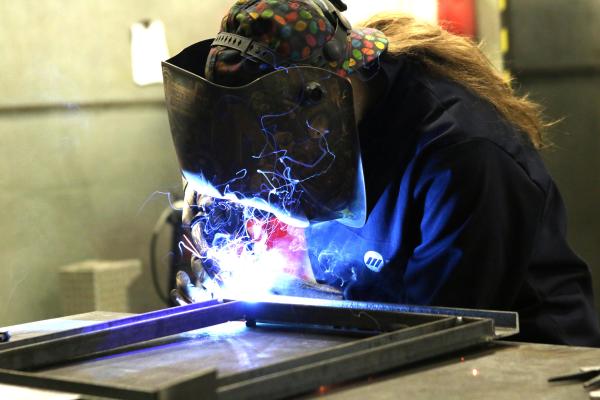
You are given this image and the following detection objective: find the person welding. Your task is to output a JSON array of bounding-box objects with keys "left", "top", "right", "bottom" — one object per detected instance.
[{"left": 163, "top": 0, "right": 600, "bottom": 346}]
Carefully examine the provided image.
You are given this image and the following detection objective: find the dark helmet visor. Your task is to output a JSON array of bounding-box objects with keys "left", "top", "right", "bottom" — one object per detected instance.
[{"left": 162, "top": 40, "right": 365, "bottom": 228}]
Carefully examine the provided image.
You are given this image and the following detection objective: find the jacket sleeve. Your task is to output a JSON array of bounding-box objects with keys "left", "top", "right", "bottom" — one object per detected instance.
[{"left": 402, "top": 138, "right": 545, "bottom": 309}]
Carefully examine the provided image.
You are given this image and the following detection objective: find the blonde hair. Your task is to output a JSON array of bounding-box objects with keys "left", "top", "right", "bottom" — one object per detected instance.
[{"left": 363, "top": 13, "right": 550, "bottom": 148}]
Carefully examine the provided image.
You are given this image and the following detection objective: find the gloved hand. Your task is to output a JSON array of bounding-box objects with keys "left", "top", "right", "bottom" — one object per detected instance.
[{"left": 170, "top": 180, "right": 224, "bottom": 305}]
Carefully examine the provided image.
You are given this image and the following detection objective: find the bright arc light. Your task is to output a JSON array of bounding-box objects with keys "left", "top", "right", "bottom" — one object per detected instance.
[{"left": 183, "top": 170, "right": 309, "bottom": 228}]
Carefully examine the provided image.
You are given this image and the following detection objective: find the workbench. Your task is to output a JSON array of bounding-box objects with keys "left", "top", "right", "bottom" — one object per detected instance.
[{"left": 1, "top": 311, "right": 597, "bottom": 399}]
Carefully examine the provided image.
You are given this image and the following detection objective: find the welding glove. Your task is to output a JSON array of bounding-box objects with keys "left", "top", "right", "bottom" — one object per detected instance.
[{"left": 170, "top": 180, "right": 222, "bottom": 305}]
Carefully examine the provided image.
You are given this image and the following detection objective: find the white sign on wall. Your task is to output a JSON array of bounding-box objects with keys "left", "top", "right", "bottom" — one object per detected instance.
[{"left": 130, "top": 19, "right": 170, "bottom": 86}]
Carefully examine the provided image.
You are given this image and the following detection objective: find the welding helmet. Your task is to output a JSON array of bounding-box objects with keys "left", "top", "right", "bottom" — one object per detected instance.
[{"left": 162, "top": 0, "right": 388, "bottom": 227}]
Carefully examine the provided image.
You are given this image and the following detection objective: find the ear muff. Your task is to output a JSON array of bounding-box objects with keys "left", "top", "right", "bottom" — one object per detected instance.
[{"left": 323, "top": 40, "right": 343, "bottom": 62}]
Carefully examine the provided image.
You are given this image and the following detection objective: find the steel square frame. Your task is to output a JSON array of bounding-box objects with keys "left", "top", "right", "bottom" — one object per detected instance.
[{"left": 0, "top": 298, "right": 515, "bottom": 400}]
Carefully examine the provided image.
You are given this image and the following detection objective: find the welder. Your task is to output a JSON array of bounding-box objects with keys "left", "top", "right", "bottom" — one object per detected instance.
[{"left": 164, "top": 0, "right": 600, "bottom": 346}]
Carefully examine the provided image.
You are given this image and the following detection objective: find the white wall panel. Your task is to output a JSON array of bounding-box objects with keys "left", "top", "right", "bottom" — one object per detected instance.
[
  {"left": 0, "top": 0, "right": 231, "bottom": 326},
  {"left": 0, "top": 0, "right": 230, "bottom": 108}
]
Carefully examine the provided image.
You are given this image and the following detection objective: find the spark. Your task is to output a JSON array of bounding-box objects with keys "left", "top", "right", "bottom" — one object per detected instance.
[
  {"left": 178, "top": 234, "right": 202, "bottom": 260},
  {"left": 137, "top": 190, "right": 182, "bottom": 215},
  {"left": 318, "top": 385, "right": 330, "bottom": 395}
]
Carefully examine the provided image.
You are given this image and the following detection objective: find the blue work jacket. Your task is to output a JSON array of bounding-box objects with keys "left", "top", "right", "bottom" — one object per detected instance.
[{"left": 306, "top": 54, "right": 600, "bottom": 347}]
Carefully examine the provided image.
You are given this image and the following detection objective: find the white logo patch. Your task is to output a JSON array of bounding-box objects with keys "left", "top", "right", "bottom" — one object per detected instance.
[{"left": 363, "top": 251, "right": 385, "bottom": 272}]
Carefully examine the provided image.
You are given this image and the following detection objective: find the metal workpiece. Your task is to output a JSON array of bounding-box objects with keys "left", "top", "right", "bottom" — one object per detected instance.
[
  {"left": 243, "top": 300, "right": 441, "bottom": 332},
  {"left": 0, "top": 298, "right": 502, "bottom": 400},
  {"left": 228, "top": 295, "right": 519, "bottom": 338},
  {"left": 0, "top": 300, "right": 244, "bottom": 371},
  {"left": 0, "top": 300, "right": 221, "bottom": 352},
  {"left": 0, "top": 368, "right": 217, "bottom": 400},
  {"left": 218, "top": 317, "right": 458, "bottom": 387},
  {"left": 218, "top": 318, "right": 493, "bottom": 400}
]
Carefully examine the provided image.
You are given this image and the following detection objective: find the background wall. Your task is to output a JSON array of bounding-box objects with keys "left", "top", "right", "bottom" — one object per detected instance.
[
  {"left": 509, "top": 0, "right": 600, "bottom": 311},
  {"left": 0, "top": 0, "right": 230, "bottom": 326}
]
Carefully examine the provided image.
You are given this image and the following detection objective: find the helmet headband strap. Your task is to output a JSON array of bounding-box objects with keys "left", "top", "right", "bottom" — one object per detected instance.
[{"left": 212, "top": 8, "right": 350, "bottom": 69}]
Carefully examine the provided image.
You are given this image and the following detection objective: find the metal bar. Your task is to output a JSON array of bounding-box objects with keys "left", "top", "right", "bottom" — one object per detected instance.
[
  {"left": 218, "top": 319, "right": 494, "bottom": 400},
  {"left": 219, "top": 317, "right": 458, "bottom": 386},
  {"left": 156, "top": 369, "right": 218, "bottom": 400},
  {"left": 0, "top": 299, "right": 499, "bottom": 399},
  {"left": 0, "top": 368, "right": 217, "bottom": 400},
  {"left": 0, "top": 301, "right": 245, "bottom": 371},
  {"left": 0, "top": 300, "right": 221, "bottom": 351},
  {"left": 229, "top": 296, "right": 518, "bottom": 336},
  {"left": 243, "top": 301, "right": 443, "bottom": 332}
]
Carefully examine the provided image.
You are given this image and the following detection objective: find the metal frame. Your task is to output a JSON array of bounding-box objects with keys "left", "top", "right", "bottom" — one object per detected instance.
[
  {"left": 231, "top": 295, "right": 519, "bottom": 338},
  {"left": 0, "top": 298, "right": 513, "bottom": 400}
]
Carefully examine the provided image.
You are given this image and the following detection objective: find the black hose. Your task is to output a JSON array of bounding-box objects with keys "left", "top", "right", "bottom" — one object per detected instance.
[{"left": 150, "top": 206, "right": 178, "bottom": 305}]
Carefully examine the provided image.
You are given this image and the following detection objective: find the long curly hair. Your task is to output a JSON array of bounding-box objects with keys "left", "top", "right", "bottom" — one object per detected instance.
[{"left": 363, "top": 13, "right": 550, "bottom": 148}]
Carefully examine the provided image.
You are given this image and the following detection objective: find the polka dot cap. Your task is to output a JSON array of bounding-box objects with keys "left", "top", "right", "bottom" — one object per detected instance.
[
  {"left": 207, "top": 0, "right": 388, "bottom": 79},
  {"left": 342, "top": 28, "right": 388, "bottom": 77}
]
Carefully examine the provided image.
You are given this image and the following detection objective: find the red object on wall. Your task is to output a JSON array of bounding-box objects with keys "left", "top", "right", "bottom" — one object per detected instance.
[{"left": 438, "top": 0, "right": 476, "bottom": 38}]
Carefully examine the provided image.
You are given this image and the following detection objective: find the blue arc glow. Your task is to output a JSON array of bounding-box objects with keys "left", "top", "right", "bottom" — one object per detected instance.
[{"left": 179, "top": 66, "right": 368, "bottom": 298}]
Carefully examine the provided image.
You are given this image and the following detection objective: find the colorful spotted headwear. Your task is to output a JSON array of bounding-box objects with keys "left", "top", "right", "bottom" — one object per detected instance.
[{"left": 206, "top": 0, "right": 389, "bottom": 83}]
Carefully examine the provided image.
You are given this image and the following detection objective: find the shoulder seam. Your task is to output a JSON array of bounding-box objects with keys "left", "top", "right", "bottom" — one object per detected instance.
[
  {"left": 409, "top": 76, "right": 547, "bottom": 196},
  {"left": 420, "top": 136, "right": 549, "bottom": 197}
]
